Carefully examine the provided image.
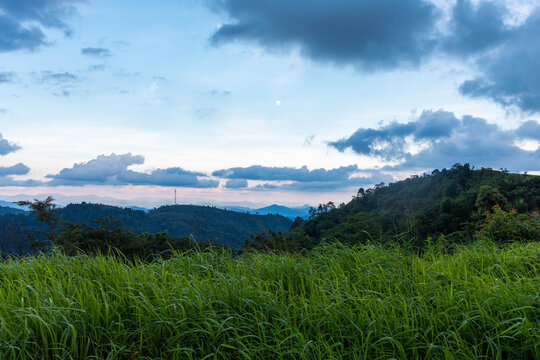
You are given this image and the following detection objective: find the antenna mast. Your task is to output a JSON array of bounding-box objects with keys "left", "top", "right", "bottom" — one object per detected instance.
[{"left": 174, "top": 189, "right": 177, "bottom": 205}]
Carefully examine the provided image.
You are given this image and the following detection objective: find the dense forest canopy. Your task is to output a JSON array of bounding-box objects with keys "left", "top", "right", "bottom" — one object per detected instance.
[
  {"left": 0, "top": 203, "right": 292, "bottom": 255},
  {"left": 266, "top": 164, "right": 539, "bottom": 250}
]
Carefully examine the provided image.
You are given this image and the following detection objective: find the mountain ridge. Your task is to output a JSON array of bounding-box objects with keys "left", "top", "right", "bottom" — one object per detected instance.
[
  {"left": 282, "top": 164, "right": 540, "bottom": 249},
  {"left": 0, "top": 202, "right": 292, "bottom": 252}
]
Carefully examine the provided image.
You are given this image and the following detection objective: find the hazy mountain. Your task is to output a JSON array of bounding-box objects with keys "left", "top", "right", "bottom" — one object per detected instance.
[
  {"left": 0, "top": 201, "right": 27, "bottom": 211},
  {"left": 220, "top": 204, "right": 311, "bottom": 219}
]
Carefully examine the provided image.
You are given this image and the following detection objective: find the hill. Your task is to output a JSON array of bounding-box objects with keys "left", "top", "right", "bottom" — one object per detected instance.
[
  {"left": 0, "top": 203, "right": 292, "bottom": 252},
  {"left": 0, "top": 205, "right": 26, "bottom": 215},
  {"left": 223, "top": 204, "right": 311, "bottom": 219},
  {"left": 0, "top": 200, "right": 28, "bottom": 212},
  {"left": 286, "top": 164, "right": 539, "bottom": 249}
]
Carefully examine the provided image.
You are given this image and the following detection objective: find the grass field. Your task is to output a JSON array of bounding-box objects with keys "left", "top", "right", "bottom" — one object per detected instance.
[{"left": 0, "top": 241, "right": 538, "bottom": 359}]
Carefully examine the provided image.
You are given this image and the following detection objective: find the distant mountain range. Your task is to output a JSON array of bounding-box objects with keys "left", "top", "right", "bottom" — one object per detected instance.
[
  {"left": 0, "top": 200, "right": 28, "bottom": 211},
  {"left": 219, "top": 204, "right": 311, "bottom": 220},
  {"left": 0, "top": 200, "right": 311, "bottom": 220},
  {"left": 0, "top": 202, "right": 293, "bottom": 251},
  {"left": 0, "top": 206, "right": 26, "bottom": 215},
  {"left": 123, "top": 204, "right": 311, "bottom": 220}
]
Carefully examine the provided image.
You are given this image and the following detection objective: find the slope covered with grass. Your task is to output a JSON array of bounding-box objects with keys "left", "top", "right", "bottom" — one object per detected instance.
[{"left": 0, "top": 242, "right": 538, "bottom": 359}]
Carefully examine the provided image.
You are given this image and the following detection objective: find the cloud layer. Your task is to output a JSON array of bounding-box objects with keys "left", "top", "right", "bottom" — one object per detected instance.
[
  {"left": 459, "top": 8, "right": 540, "bottom": 113},
  {"left": 210, "top": 0, "right": 438, "bottom": 70},
  {"left": 214, "top": 164, "right": 391, "bottom": 191},
  {"left": 225, "top": 178, "right": 248, "bottom": 189},
  {"left": 0, "top": 0, "right": 83, "bottom": 52},
  {"left": 330, "top": 110, "right": 459, "bottom": 161},
  {"left": 209, "top": 0, "right": 540, "bottom": 113},
  {"left": 0, "top": 132, "right": 21, "bottom": 155},
  {"left": 330, "top": 110, "right": 540, "bottom": 171},
  {"left": 442, "top": 0, "right": 510, "bottom": 57},
  {"left": 210, "top": 0, "right": 516, "bottom": 69},
  {"left": 0, "top": 163, "right": 30, "bottom": 177},
  {"left": 0, "top": 132, "right": 35, "bottom": 186},
  {"left": 213, "top": 164, "right": 359, "bottom": 182},
  {"left": 45, "top": 153, "right": 219, "bottom": 188}
]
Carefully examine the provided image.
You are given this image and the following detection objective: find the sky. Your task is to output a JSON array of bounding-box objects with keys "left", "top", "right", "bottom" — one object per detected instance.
[{"left": 0, "top": 0, "right": 539, "bottom": 208}]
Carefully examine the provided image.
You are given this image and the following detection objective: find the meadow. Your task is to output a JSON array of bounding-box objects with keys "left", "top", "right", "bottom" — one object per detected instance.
[{"left": 0, "top": 241, "right": 538, "bottom": 360}]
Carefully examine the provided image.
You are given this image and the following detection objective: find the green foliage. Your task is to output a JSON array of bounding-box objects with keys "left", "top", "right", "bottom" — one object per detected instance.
[
  {"left": 56, "top": 216, "right": 215, "bottom": 259},
  {"left": 0, "top": 242, "right": 537, "bottom": 359},
  {"left": 475, "top": 185, "right": 509, "bottom": 213},
  {"left": 0, "top": 202, "right": 292, "bottom": 254},
  {"left": 58, "top": 203, "right": 291, "bottom": 248},
  {"left": 16, "top": 196, "right": 60, "bottom": 248},
  {"left": 476, "top": 205, "right": 540, "bottom": 243},
  {"left": 287, "top": 164, "right": 539, "bottom": 250},
  {"left": 243, "top": 230, "right": 298, "bottom": 252}
]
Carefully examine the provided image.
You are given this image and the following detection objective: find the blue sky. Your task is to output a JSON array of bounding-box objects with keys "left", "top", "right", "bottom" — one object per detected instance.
[{"left": 0, "top": 0, "right": 539, "bottom": 207}]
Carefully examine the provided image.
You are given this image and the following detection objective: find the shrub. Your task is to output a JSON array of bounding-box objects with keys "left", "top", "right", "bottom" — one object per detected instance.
[{"left": 476, "top": 205, "right": 539, "bottom": 243}]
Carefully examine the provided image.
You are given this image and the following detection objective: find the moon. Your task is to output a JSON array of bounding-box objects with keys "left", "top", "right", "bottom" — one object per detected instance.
[{"left": 275, "top": 100, "right": 281, "bottom": 106}]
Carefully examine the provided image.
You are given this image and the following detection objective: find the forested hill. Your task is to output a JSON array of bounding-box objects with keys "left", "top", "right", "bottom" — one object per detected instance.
[
  {"left": 288, "top": 164, "right": 539, "bottom": 248},
  {"left": 60, "top": 204, "right": 292, "bottom": 248},
  {"left": 0, "top": 203, "right": 292, "bottom": 251},
  {"left": 0, "top": 206, "right": 26, "bottom": 215}
]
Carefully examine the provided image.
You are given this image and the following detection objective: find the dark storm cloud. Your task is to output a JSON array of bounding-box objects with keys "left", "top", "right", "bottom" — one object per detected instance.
[
  {"left": 213, "top": 164, "right": 359, "bottom": 182},
  {"left": 515, "top": 120, "right": 540, "bottom": 140},
  {"left": 0, "top": 0, "right": 84, "bottom": 52},
  {"left": 208, "top": 0, "right": 519, "bottom": 67},
  {"left": 81, "top": 47, "right": 112, "bottom": 58},
  {"left": 459, "top": 8, "right": 540, "bottom": 113},
  {"left": 45, "top": 153, "right": 219, "bottom": 188},
  {"left": 208, "top": 0, "right": 540, "bottom": 113},
  {"left": 442, "top": 0, "right": 510, "bottom": 57},
  {"left": 209, "top": 0, "right": 439, "bottom": 70},
  {"left": 0, "top": 132, "right": 21, "bottom": 155},
  {"left": 330, "top": 110, "right": 540, "bottom": 172}
]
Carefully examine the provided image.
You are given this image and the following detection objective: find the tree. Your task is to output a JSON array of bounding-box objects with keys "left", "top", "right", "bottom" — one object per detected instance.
[
  {"left": 17, "top": 196, "right": 60, "bottom": 247},
  {"left": 475, "top": 186, "right": 509, "bottom": 213}
]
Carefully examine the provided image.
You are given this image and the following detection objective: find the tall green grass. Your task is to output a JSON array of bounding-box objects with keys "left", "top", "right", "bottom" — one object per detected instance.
[{"left": 0, "top": 241, "right": 538, "bottom": 359}]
